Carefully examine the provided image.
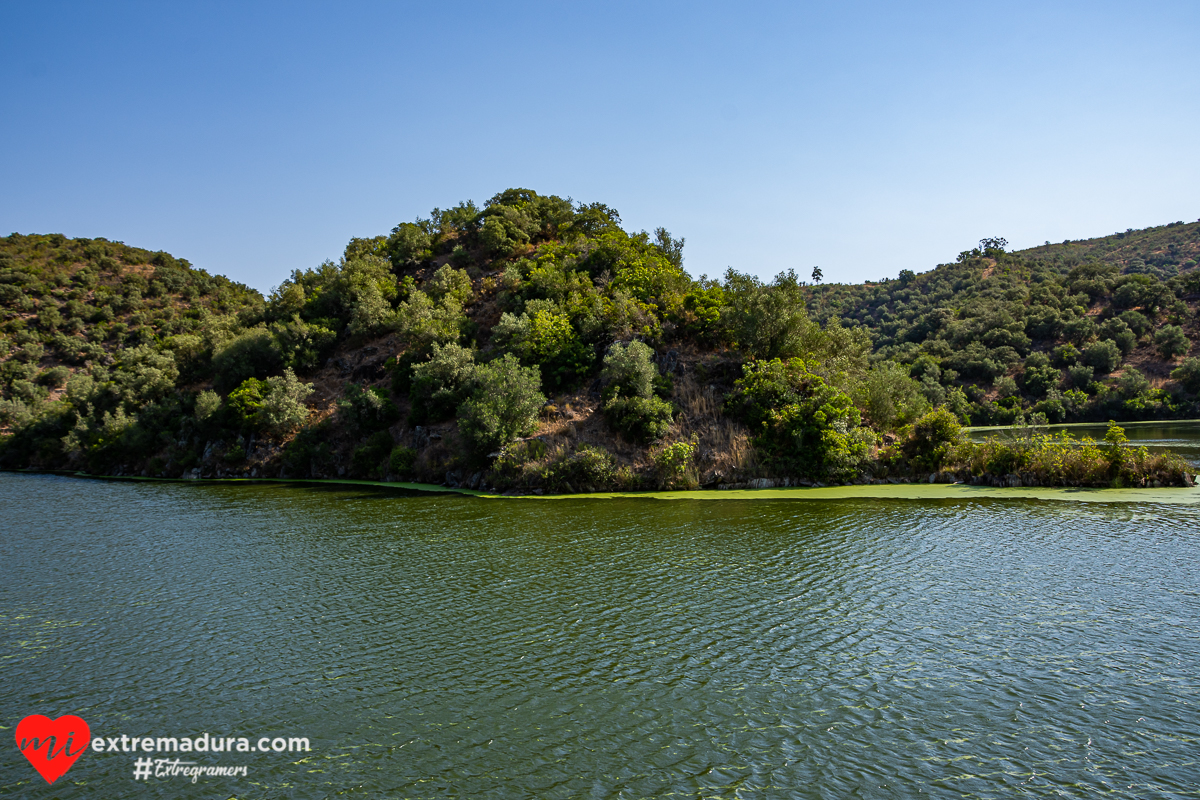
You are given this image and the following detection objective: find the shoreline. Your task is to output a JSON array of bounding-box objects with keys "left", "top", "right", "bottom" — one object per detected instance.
[{"left": 7, "top": 469, "right": 1200, "bottom": 505}]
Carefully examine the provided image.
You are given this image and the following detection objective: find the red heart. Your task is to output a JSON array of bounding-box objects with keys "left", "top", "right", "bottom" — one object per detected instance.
[{"left": 15, "top": 715, "right": 90, "bottom": 785}]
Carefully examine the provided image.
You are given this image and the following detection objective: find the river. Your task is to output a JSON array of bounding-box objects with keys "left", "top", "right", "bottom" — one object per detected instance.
[{"left": 2, "top": 472, "right": 1199, "bottom": 797}]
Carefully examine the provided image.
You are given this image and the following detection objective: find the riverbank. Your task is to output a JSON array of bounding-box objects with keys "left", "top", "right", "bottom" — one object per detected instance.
[{"left": 12, "top": 469, "right": 1200, "bottom": 505}]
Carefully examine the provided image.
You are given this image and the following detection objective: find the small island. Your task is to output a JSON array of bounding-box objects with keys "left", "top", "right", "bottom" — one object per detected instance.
[{"left": 1, "top": 189, "right": 1198, "bottom": 492}]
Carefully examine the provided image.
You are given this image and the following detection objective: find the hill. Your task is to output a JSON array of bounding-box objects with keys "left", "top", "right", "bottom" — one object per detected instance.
[{"left": 1, "top": 195, "right": 1197, "bottom": 491}]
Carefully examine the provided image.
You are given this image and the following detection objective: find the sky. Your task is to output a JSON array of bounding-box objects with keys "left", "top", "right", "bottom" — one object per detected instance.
[{"left": 2, "top": 1, "right": 1198, "bottom": 294}]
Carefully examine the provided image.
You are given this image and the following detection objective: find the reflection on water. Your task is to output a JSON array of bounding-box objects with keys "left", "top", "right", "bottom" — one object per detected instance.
[
  {"left": 971, "top": 419, "right": 1200, "bottom": 467},
  {"left": 2, "top": 474, "right": 1199, "bottom": 798}
]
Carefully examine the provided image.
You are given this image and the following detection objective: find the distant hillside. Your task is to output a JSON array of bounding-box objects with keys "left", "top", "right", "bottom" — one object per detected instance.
[{"left": 1, "top": 199, "right": 1196, "bottom": 492}]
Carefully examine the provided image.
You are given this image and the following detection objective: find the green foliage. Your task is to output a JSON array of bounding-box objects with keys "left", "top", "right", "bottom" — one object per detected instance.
[
  {"left": 1154, "top": 324, "right": 1190, "bottom": 360},
  {"left": 604, "top": 395, "right": 674, "bottom": 444},
  {"left": 227, "top": 378, "right": 268, "bottom": 426},
  {"left": 212, "top": 327, "right": 283, "bottom": 393},
  {"left": 409, "top": 343, "right": 477, "bottom": 424},
  {"left": 194, "top": 389, "right": 222, "bottom": 421},
  {"left": 600, "top": 340, "right": 657, "bottom": 400},
  {"left": 394, "top": 290, "right": 465, "bottom": 351},
  {"left": 726, "top": 358, "right": 873, "bottom": 480},
  {"left": 388, "top": 446, "right": 417, "bottom": 478},
  {"left": 901, "top": 407, "right": 965, "bottom": 472},
  {"left": 1021, "top": 352, "right": 1060, "bottom": 397},
  {"left": 543, "top": 444, "right": 618, "bottom": 493},
  {"left": 257, "top": 368, "right": 313, "bottom": 436},
  {"left": 387, "top": 223, "right": 432, "bottom": 266},
  {"left": 852, "top": 361, "right": 930, "bottom": 431},
  {"left": 1171, "top": 357, "right": 1200, "bottom": 395},
  {"left": 338, "top": 383, "right": 401, "bottom": 433},
  {"left": 458, "top": 354, "right": 545, "bottom": 456},
  {"left": 425, "top": 264, "right": 473, "bottom": 306},
  {"left": 351, "top": 431, "right": 394, "bottom": 479},
  {"left": 1081, "top": 339, "right": 1122, "bottom": 374},
  {"left": 652, "top": 439, "right": 698, "bottom": 490},
  {"left": 492, "top": 308, "right": 593, "bottom": 391}
]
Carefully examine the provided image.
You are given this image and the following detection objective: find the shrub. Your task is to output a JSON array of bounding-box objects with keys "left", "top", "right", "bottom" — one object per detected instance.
[
  {"left": 1154, "top": 325, "right": 1190, "bottom": 360},
  {"left": 852, "top": 362, "right": 930, "bottom": 431},
  {"left": 492, "top": 309, "right": 593, "bottom": 391},
  {"left": 409, "top": 342, "right": 477, "bottom": 424},
  {"left": 1171, "top": 357, "right": 1200, "bottom": 394},
  {"left": 604, "top": 394, "right": 674, "bottom": 443},
  {"left": 1067, "top": 363, "right": 1095, "bottom": 390},
  {"left": 652, "top": 439, "right": 698, "bottom": 490},
  {"left": 726, "top": 357, "right": 870, "bottom": 480},
  {"left": 194, "top": 389, "right": 222, "bottom": 421},
  {"left": 902, "top": 407, "right": 964, "bottom": 472},
  {"left": 339, "top": 383, "right": 401, "bottom": 433},
  {"left": 212, "top": 327, "right": 283, "bottom": 393},
  {"left": 543, "top": 444, "right": 617, "bottom": 492},
  {"left": 458, "top": 354, "right": 545, "bottom": 456},
  {"left": 1020, "top": 352, "right": 1059, "bottom": 397},
  {"left": 227, "top": 377, "right": 268, "bottom": 427},
  {"left": 388, "top": 446, "right": 417, "bottom": 478},
  {"left": 425, "top": 264, "right": 473, "bottom": 306},
  {"left": 600, "top": 340, "right": 657, "bottom": 400},
  {"left": 37, "top": 366, "right": 70, "bottom": 388},
  {"left": 1081, "top": 340, "right": 1122, "bottom": 374},
  {"left": 351, "top": 431, "right": 394, "bottom": 478},
  {"left": 1098, "top": 318, "right": 1137, "bottom": 355},
  {"left": 258, "top": 368, "right": 313, "bottom": 436}
]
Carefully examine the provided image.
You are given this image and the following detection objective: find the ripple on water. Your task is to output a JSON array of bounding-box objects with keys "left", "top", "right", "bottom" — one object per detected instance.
[{"left": 1, "top": 474, "right": 1198, "bottom": 798}]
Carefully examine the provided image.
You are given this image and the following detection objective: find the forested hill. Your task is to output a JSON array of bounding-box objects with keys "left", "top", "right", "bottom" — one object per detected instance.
[
  {"left": 1, "top": 195, "right": 1197, "bottom": 492},
  {"left": 810, "top": 220, "right": 1200, "bottom": 426}
]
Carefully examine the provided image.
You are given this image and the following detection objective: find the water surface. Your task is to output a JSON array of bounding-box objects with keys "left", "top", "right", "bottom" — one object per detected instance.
[{"left": 2, "top": 474, "right": 1198, "bottom": 798}]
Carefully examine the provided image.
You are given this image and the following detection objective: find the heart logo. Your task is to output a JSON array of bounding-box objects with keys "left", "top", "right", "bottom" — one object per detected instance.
[{"left": 15, "top": 714, "right": 90, "bottom": 785}]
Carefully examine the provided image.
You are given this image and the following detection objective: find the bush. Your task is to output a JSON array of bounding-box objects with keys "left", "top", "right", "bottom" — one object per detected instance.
[
  {"left": 600, "top": 340, "right": 657, "bottom": 400},
  {"left": 726, "top": 357, "right": 871, "bottom": 480},
  {"left": 458, "top": 354, "right": 546, "bottom": 456},
  {"left": 1171, "top": 357, "right": 1200, "bottom": 394},
  {"left": 1081, "top": 340, "right": 1122, "bottom": 374},
  {"left": 492, "top": 309, "right": 593, "bottom": 391},
  {"left": 212, "top": 327, "right": 283, "bottom": 393},
  {"left": 652, "top": 439, "right": 698, "bottom": 490},
  {"left": 409, "top": 343, "right": 477, "bottom": 424},
  {"left": 543, "top": 444, "right": 617, "bottom": 492},
  {"left": 1067, "top": 363, "right": 1095, "bottom": 390},
  {"left": 852, "top": 362, "right": 929, "bottom": 431},
  {"left": 258, "top": 368, "right": 313, "bottom": 436},
  {"left": 425, "top": 264, "right": 473, "bottom": 306},
  {"left": 902, "top": 407, "right": 965, "bottom": 472},
  {"left": 1154, "top": 325, "right": 1190, "bottom": 360},
  {"left": 1020, "top": 352, "right": 1059, "bottom": 397},
  {"left": 604, "top": 394, "right": 674, "bottom": 443},
  {"left": 338, "top": 383, "right": 401, "bottom": 433},
  {"left": 388, "top": 446, "right": 417, "bottom": 478},
  {"left": 227, "top": 377, "right": 268, "bottom": 427},
  {"left": 351, "top": 431, "right": 394, "bottom": 478},
  {"left": 194, "top": 389, "right": 222, "bottom": 421}
]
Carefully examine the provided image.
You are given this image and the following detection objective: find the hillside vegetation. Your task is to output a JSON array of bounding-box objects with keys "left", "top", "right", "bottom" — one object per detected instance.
[{"left": 2, "top": 194, "right": 1197, "bottom": 491}]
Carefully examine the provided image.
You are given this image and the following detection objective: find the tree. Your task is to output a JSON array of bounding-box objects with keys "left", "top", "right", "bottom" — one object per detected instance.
[
  {"left": 811, "top": 266, "right": 823, "bottom": 284},
  {"left": 258, "top": 368, "right": 314, "bottom": 436},
  {"left": 1154, "top": 325, "right": 1190, "bottom": 360},
  {"left": 653, "top": 227, "right": 685, "bottom": 269},
  {"left": 1171, "top": 357, "right": 1200, "bottom": 394},
  {"left": 458, "top": 355, "right": 546, "bottom": 455}
]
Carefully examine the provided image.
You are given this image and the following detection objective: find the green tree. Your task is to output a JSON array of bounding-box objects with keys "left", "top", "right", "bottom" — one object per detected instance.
[
  {"left": 409, "top": 343, "right": 477, "bottom": 424},
  {"left": 1154, "top": 325, "right": 1190, "bottom": 360},
  {"left": 458, "top": 355, "right": 546, "bottom": 456}
]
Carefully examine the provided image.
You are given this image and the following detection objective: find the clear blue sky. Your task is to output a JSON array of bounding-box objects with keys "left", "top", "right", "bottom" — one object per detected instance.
[{"left": 2, "top": 1, "right": 1197, "bottom": 293}]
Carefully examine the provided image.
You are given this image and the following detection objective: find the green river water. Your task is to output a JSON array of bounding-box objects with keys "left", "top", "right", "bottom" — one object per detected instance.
[{"left": 2, "top": 469, "right": 1199, "bottom": 798}]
